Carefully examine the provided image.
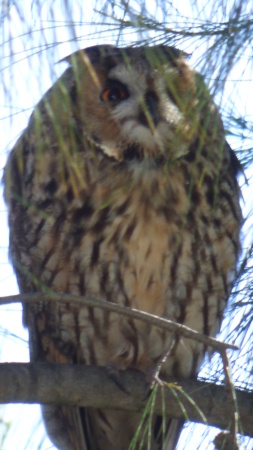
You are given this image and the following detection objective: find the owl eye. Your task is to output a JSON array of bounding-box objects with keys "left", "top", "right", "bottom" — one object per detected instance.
[{"left": 101, "top": 84, "right": 129, "bottom": 102}]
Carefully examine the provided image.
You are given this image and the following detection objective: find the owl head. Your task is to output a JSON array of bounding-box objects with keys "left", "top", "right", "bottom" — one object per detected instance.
[{"left": 59, "top": 45, "right": 214, "bottom": 165}]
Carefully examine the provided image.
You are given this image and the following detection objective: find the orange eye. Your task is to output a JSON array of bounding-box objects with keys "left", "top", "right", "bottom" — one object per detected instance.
[{"left": 101, "top": 85, "right": 129, "bottom": 102}]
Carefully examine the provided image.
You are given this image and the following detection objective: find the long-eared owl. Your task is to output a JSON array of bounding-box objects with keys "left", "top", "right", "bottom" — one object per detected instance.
[{"left": 4, "top": 45, "right": 242, "bottom": 450}]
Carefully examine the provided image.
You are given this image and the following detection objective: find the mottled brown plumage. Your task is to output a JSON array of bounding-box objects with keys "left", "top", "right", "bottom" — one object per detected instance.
[{"left": 4, "top": 45, "right": 242, "bottom": 450}]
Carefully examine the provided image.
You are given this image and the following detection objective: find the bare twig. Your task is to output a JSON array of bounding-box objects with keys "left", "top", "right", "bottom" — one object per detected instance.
[
  {"left": 0, "top": 293, "right": 238, "bottom": 351},
  {"left": 218, "top": 350, "right": 241, "bottom": 449}
]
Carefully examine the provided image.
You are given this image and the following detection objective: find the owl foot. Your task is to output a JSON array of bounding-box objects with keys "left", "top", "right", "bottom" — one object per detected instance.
[{"left": 105, "top": 364, "right": 130, "bottom": 393}]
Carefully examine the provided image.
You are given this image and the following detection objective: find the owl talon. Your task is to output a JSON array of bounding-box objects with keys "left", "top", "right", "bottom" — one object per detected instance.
[{"left": 105, "top": 364, "right": 130, "bottom": 393}]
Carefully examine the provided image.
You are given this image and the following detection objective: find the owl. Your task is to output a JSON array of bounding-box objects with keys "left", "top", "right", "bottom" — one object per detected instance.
[{"left": 4, "top": 45, "right": 242, "bottom": 450}]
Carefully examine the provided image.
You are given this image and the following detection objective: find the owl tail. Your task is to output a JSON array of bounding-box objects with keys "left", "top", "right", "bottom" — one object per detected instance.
[
  {"left": 42, "top": 405, "right": 88, "bottom": 450},
  {"left": 42, "top": 405, "right": 145, "bottom": 450},
  {"left": 42, "top": 405, "right": 184, "bottom": 450}
]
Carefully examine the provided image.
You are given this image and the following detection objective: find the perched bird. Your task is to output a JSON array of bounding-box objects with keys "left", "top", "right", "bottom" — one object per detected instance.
[{"left": 4, "top": 45, "right": 242, "bottom": 450}]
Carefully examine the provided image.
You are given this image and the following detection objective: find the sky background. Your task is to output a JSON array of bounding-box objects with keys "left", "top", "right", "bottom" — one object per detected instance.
[{"left": 0, "top": 1, "right": 253, "bottom": 449}]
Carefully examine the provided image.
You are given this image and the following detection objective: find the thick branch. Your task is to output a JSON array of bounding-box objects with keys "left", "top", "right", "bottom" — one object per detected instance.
[
  {"left": 0, "top": 363, "right": 252, "bottom": 437},
  {"left": 0, "top": 293, "right": 238, "bottom": 351}
]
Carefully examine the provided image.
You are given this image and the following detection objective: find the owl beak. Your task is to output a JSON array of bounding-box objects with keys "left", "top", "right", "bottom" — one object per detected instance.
[{"left": 138, "top": 91, "right": 160, "bottom": 130}]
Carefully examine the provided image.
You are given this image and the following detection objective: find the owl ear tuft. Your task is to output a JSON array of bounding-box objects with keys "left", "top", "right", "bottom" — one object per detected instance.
[
  {"left": 152, "top": 45, "right": 190, "bottom": 63},
  {"left": 59, "top": 45, "right": 117, "bottom": 67}
]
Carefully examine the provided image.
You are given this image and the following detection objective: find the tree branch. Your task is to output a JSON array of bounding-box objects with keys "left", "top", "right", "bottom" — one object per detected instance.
[
  {"left": 0, "top": 363, "right": 252, "bottom": 437},
  {"left": 0, "top": 293, "right": 238, "bottom": 351}
]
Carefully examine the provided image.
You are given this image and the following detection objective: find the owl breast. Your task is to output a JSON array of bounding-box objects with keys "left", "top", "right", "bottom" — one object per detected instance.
[{"left": 9, "top": 140, "right": 239, "bottom": 378}]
